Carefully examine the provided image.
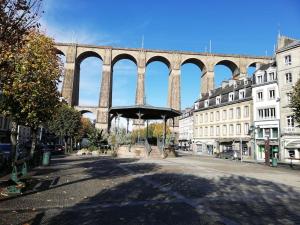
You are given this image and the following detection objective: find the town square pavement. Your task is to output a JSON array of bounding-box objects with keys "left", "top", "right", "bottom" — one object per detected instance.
[{"left": 0, "top": 154, "right": 299, "bottom": 225}]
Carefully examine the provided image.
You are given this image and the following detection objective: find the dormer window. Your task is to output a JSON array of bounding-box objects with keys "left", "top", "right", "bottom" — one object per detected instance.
[
  {"left": 234, "top": 83, "right": 238, "bottom": 88},
  {"left": 239, "top": 90, "right": 245, "bottom": 99},
  {"left": 216, "top": 96, "right": 221, "bottom": 105},
  {"left": 194, "top": 102, "right": 199, "bottom": 110},
  {"left": 229, "top": 92, "right": 234, "bottom": 102},
  {"left": 256, "top": 74, "right": 263, "bottom": 84},
  {"left": 268, "top": 72, "right": 276, "bottom": 81},
  {"left": 285, "top": 55, "right": 291, "bottom": 65},
  {"left": 244, "top": 79, "right": 248, "bottom": 85},
  {"left": 204, "top": 100, "right": 209, "bottom": 107}
]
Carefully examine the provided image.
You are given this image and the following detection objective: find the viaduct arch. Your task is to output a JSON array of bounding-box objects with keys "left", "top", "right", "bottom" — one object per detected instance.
[{"left": 55, "top": 43, "right": 271, "bottom": 131}]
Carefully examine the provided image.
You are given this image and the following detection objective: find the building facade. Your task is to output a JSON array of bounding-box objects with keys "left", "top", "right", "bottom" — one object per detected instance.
[
  {"left": 252, "top": 62, "right": 280, "bottom": 161},
  {"left": 178, "top": 108, "right": 193, "bottom": 150},
  {"left": 276, "top": 36, "right": 300, "bottom": 161},
  {"left": 193, "top": 78, "right": 253, "bottom": 157}
]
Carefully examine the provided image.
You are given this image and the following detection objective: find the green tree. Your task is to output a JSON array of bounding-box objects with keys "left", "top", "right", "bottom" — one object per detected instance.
[
  {"left": 291, "top": 79, "right": 300, "bottom": 124},
  {"left": 47, "top": 104, "right": 82, "bottom": 153}
]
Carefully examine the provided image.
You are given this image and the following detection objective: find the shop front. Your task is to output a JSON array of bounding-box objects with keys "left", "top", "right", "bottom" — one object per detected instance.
[{"left": 255, "top": 140, "right": 279, "bottom": 161}]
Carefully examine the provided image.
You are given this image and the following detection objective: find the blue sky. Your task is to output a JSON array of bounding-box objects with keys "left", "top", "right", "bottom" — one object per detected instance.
[{"left": 43, "top": 0, "right": 300, "bottom": 114}]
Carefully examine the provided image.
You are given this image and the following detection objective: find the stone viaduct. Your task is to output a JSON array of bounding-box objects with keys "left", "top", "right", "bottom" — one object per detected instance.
[{"left": 55, "top": 43, "right": 271, "bottom": 130}]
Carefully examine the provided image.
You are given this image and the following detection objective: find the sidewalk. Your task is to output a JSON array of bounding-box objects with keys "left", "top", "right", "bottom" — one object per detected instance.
[{"left": 242, "top": 158, "right": 300, "bottom": 170}]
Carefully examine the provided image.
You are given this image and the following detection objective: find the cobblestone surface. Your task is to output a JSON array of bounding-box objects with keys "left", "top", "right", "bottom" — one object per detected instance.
[{"left": 0, "top": 154, "right": 300, "bottom": 225}]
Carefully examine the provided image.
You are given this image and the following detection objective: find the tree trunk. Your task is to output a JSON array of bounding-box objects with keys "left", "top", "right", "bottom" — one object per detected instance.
[
  {"left": 10, "top": 121, "right": 18, "bottom": 166},
  {"left": 70, "top": 137, "right": 73, "bottom": 152},
  {"left": 30, "top": 129, "right": 37, "bottom": 158},
  {"left": 64, "top": 136, "right": 68, "bottom": 154}
]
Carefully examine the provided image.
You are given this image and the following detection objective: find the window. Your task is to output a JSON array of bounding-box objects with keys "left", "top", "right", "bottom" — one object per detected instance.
[
  {"left": 270, "top": 108, "right": 276, "bottom": 118},
  {"left": 257, "top": 91, "right": 263, "bottom": 101},
  {"left": 236, "top": 124, "right": 241, "bottom": 135},
  {"left": 258, "top": 109, "right": 264, "bottom": 119},
  {"left": 204, "top": 100, "right": 209, "bottom": 107},
  {"left": 244, "top": 106, "right": 249, "bottom": 117},
  {"left": 216, "top": 96, "right": 221, "bottom": 105},
  {"left": 229, "top": 124, "right": 234, "bottom": 135},
  {"left": 285, "top": 55, "right": 291, "bottom": 65},
  {"left": 236, "top": 107, "right": 241, "bottom": 119},
  {"left": 244, "top": 123, "right": 249, "bottom": 135},
  {"left": 256, "top": 74, "right": 263, "bottom": 84},
  {"left": 258, "top": 108, "right": 276, "bottom": 120},
  {"left": 210, "top": 112, "right": 214, "bottom": 122},
  {"left": 205, "top": 127, "right": 208, "bottom": 136},
  {"left": 257, "top": 128, "right": 263, "bottom": 138},
  {"left": 199, "top": 114, "right": 203, "bottom": 123},
  {"left": 286, "top": 73, "right": 292, "bottom": 84},
  {"left": 222, "top": 125, "right": 227, "bottom": 135},
  {"left": 216, "top": 111, "right": 220, "bottom": 121},
  {"left": 271, "top": 128, "right": 278, "bottom": 138},
  {"left": 287, "top": 116, "right": 295, "bottom": 127},
  {"left": 0, "top": 116, "right": 3, "bottom": 129},
  {"left": 269, "top": 72, "right": 276, "bottom": 81},
  {"left": 269, "top": 89, "right": 275, "bottom": 99},
  {"left": 222, "top": 110, "right": 227, "bottom": 120},
  {"left": 199, "top": 127, "right": 203, "bottom": 136},
  {"left": 210, "top": 126, "right": 214, "bottom": 136},
  {"left": 229, "top": 108, "right": 234, "bottom": 119},
  {"left": 194, "top": 102, "right": 199, "bottom": 110},
  {"left": 287, "top": 93, "right": 292, "bottom": 104},
  {"left": 239, "top": 90, "right": 245, "bottom": 99},
  {"left": 216, "top": 126, "right": 220, "bottom": 136},
  {"left": 229, "top": 92, "right": 234, "bottom": 101},
  {"left": 205, "top": 113, "right": 208, "bottom": 121}
]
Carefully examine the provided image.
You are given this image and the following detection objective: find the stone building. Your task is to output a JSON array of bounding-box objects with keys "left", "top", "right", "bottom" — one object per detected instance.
[
  {"left": 276, "top": 36, "right": 300, "bottom": 161},
  {"left": 252, "top": 62, "right": 280, "bottom": 161},
  {"left": 193, "top": 78, "right": 253, "bottom": 157},
  {"left": 178, "top": 108, "right": 193, "bottom": 150}
]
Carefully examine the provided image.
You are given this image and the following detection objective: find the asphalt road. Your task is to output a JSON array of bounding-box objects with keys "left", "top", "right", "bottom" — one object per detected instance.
[{"left": 0, "top": 154, "right": 299, "bottom": 225}]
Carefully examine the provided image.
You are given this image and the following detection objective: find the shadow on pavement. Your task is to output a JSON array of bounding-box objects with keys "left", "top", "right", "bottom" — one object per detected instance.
[
  {"left": 0, "top": 157, "right": 159, "bottom": 203},
  {"left": 44, "top": 172, "right": 300, "bottom": 225}
]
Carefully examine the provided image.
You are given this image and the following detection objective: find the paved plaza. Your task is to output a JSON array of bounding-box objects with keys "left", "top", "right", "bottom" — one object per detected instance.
[{"left": 0, "top": 154, "right": 300, "bottom": 225}]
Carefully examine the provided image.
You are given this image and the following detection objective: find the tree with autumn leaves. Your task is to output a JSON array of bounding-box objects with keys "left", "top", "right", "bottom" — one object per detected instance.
[{"left": 0, "top": 30, "right": 62, "bottom": 163}]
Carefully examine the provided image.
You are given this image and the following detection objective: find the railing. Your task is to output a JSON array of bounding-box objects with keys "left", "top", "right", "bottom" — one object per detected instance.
[{"left": 144, "top": 139, "right": 151, "bottom": 156}]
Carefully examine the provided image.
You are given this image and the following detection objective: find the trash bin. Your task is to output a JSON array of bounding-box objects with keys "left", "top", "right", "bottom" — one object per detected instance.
[
  {"left": 272, "top": 157, "right": 277, "bottom": 167},
  {"left": 42, "top": 151, "right": 51, "bottom": 166}
]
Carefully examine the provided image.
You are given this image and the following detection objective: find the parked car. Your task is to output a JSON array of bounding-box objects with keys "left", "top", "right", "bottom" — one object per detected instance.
[
  {"left": 219, "top": 150, "right": 241, "bottom": 160},
  {"left": 53, "top": 145, "right": 65, "bottom": 154}
]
